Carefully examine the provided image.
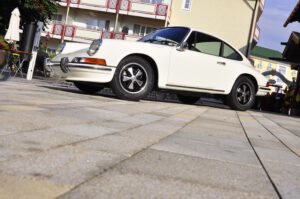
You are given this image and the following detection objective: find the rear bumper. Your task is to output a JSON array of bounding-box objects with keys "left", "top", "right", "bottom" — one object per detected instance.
[
  {"left": 65, "top": 63, "right": 116, "bottom": 83},
  {"left": 257, "top": 86, "right": 271, "bottom": 96}
]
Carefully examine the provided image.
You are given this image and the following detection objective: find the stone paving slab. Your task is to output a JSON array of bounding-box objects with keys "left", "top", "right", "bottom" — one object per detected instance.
[
  {"left": 0, "top": 172, "right": 70, "bottom": 199},
  {"left": 238, "top": 112, "right": 300, "bottom": 199},
  {"left": 59, "top": 170, "right": 275, "bottom": 199},
  {"left": 250, "top": 113, "right": 300, "bottom": 156},
  {"left": 0, "top": 80, "right": 300, "bottom": 198},
  {"left": 115, "top": 149, "right": 276, "bottom": 197},
  {"left": 0, "top": 145, "right": 124, "bottom": 186},
  {"left": 151, "top": 136, "right": 260, "bottom": 166}
]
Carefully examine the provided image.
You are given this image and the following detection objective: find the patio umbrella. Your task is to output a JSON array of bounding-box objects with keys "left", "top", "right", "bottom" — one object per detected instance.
[{"left": 5, "top": 8, "right": 21, "bottom": 42}]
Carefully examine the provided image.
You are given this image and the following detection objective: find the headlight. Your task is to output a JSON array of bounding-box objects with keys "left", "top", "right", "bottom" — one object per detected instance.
[
  {"left": 88, "top": 39, "right": 102, "bottom": 56},
  {"left": 56, "top": 42, "right": 66, "bottom": 55}
]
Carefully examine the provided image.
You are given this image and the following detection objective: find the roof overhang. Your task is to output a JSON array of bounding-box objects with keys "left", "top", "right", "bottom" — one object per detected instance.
[
  {"left": 284, "top": 0, "right": 300, "bottom": 27},
  {"left": 282, "top": 32, "right": 300, "bottom": 69}
]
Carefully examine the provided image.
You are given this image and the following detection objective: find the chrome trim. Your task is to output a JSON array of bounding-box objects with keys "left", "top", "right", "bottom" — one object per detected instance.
[
  {"left": 259, "top": 86, "right": 271, "bottom": 91},
  {"left": 46, "top": 61, "right": 60, "bottom": 67},
  {"left": 166, "top": 84, "right": 225, "bottom": 92},
  {"left": 67, "top": 63, "right": 114, "bottom": 72}
]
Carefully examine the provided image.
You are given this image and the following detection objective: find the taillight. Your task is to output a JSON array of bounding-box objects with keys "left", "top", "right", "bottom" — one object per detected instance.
[{"left": 266, "top": 82, "right": 270, "bottom": 87}]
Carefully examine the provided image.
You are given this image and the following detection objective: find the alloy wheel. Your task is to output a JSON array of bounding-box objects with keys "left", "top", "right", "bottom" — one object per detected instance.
[
  {"left": 119, "top": 63, "right": 148, "bottom": 94},
  {"left": 236, "top": 82, "right": 252, "bottom": 105}
]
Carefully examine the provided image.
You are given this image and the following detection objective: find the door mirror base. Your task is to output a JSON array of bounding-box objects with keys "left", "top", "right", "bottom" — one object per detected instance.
[{"left": 177, "top": 42, "right": 188, "bottom": 52}]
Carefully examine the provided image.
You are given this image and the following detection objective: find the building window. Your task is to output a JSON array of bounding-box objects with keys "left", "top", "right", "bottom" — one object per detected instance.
[
  {"left": 182, "top": 0, "right": 192, "bottom": 10},
  {"left": 52, "top": 14, "right": 63, "bottom": 23},
  {"left": 133, "top": 24, "right": 156, "bottom": 36},
  {"left": 141, "top": 0, "right": 163, "bottom": 3},
  {"left": 146, "top": 27, "right": 153, "bottom": 34},
  {"left": 266, "top": 63, "right": 272, "bottom": 79},
  {"left": 267, "top": 63, "right": 272, "bottom": 71},
  {"left": 105, "top": 20, "right": 110, "bottom": 31},
  {"left": 133, "top": 24, "right": 141, "bottom": 35},
  {"left": 257, "top": 61, "right": 263, "bottom": 70},
  {"left": 292, "top": 70, "right": 297, "bottom": 79},
  {"left": 278, "top": 65, "right": 286, "bottom": 75},
  {"left": 140, "top": 26, "right": 146, "bottom": 36}
]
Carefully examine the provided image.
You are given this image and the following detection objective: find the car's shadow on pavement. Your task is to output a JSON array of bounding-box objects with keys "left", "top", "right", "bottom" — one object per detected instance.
[{"left": 40, "top": 85, "right": 231, "bottom": 110}]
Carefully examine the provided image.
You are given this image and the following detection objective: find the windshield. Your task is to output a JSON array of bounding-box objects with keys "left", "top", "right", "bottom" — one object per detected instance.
[{"left": 139, "top": 27, "right": 190, "bottom": 46}]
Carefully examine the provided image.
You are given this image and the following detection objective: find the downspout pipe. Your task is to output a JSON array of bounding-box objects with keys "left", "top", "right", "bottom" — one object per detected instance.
[
  {"left": 246, "top": 0, "right": 259, "bottom": 57},
  {"left": 61, "top": 0, "right": 71, "bottom": 43}
]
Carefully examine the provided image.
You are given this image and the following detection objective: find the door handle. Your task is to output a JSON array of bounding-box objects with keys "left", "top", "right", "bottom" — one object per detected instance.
[{"left": 217, "top": 62, "right": 226, "bottom": 66}]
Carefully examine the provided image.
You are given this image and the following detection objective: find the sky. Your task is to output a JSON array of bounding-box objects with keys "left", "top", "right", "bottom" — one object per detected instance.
[{"left": 257, "top": 0, "right": 299, "bottom": 52}]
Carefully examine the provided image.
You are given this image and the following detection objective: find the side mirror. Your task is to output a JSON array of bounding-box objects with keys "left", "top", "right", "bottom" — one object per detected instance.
[{"left": 176, "top": 42, "right": 188, "bottom": 52}]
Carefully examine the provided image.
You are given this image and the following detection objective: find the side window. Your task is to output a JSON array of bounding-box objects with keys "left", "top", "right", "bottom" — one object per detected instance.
[
  {"left": 223, "top": 43, "right": 243, "bottom": 61},
  {"left": 187, "top": 31, "right": 222, "bottom": 57}
]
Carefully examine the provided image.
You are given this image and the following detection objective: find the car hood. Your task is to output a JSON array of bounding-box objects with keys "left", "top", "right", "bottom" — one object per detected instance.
[
  {"left": 51, "top": 42, "right": 90, "bottom": 62},
  {"left": 101, "top": 39, "right": 175, "bottom": 50}
]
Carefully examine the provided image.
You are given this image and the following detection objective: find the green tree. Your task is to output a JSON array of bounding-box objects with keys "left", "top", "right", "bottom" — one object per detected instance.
[{"left": 0, "top": 0, "right": 59, "bottom": 35}]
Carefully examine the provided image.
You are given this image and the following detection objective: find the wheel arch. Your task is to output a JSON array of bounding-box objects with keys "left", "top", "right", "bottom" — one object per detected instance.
[
  {"left": 118, "top": 53, "right": 159, "bottom": 89},
  {"left": 236, "top": 74, "right": 258, "bottom": 93}
]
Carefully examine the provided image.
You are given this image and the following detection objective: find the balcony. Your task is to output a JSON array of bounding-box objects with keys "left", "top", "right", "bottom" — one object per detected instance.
[
  {"left": 59, "top": 0, "right": 168, "bottom": 20},
  {"left": 257, "top": 0, "right": 265, "bottom": 19},
  {"left": 42, "top": 22, "right": 126, "bottom": 43},
  {"left": 253, "top": 25, "right": 260, "bottom": 42}
]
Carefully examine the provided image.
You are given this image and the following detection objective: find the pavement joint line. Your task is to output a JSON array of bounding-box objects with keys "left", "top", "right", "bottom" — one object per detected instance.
[
  {"left": 236, "top": 112, "right": 282, "bottom": 199},
  {"left": 0, "top": 101, "right": 178, "bottom": 138},
  {"left": 249, "top": 113, "right": 300, "bottom": 158},
  {"left": 56, "top": 107, "right": 209, "bottom": 198},
  {"left": 264, "top": 114, "right": 300, "bottom": 139},
  {"left": 0, "top": 105, "right": 199, "bottom": 164},
  {"left": 115, "top": 168, "right": 271, "bottom": 197},
  {"left": 149, "top": 147, "right": 262, "bottom": 169}
]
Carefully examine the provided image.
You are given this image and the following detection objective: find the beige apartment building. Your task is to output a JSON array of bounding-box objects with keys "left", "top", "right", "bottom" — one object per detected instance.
[
  {"left": 42, "top": 0, "right": 171, "bottom": 52},
  {"left": 43, "top": 0, "right": 264, "bottom": 56},
  {"left": 167, "top": 0, "right": 265, "bottom": 56}
]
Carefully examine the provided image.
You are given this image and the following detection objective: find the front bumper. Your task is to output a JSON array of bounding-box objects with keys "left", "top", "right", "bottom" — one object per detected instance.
[{"left": 65, "top": 63, "right": 116, "bottom": 83}]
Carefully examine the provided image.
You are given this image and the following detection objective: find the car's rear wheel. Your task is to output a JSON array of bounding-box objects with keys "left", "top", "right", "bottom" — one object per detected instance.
[
  {"left": 227, "top": 76, "right": 256, "bottom": 111},
  {"left": 177, "top": 94, "right": 199, "bottom": 105},
  {"left": 74, "top": 82, "right": 103, "bottom": 94},
  {"left": 111, "top": 56, "right": 154, "bottom": 101}
]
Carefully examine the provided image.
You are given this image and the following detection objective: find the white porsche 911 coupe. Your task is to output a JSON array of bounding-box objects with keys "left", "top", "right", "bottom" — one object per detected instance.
[{"left": 56, "top": 26, "right": 270, "bottom": 111}]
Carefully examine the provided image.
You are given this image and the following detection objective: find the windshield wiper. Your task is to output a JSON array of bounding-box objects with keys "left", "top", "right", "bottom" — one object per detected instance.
[{"left": 143, "top": 38, "right": 178, "bottom": 46}]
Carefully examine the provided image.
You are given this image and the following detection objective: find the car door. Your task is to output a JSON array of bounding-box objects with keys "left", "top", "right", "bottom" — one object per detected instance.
[{"left": 167, "top": 31, "right": 235, "bottom": 93}]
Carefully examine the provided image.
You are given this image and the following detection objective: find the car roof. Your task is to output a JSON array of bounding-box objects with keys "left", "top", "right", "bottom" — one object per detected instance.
[{"left": 166, "top": 26, "right": 245, "bottom": 58}]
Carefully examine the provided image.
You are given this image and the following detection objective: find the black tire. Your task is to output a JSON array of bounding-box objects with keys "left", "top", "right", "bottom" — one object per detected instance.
[
  {"left": 110, "top": 56, "right": 154, "bottom": 101},
  {"left": 227, "top": 76, "right": 256, "bottom": 111},
  {"left": 177, "top": 94, "right": 199, "bottom": 105},
  {"left": 74, "top": 82, "right": 103, "bottom": 94}
]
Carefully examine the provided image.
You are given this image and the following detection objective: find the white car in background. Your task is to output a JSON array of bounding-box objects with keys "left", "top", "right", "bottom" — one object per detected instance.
[{"left": 57, "top": 26, "right": 269, "bottom": 111}]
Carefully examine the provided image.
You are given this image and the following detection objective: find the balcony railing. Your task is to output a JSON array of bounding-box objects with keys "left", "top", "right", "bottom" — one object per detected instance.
[
  {"left": 59, "top": 0, "right": 168, "bottom": 19},
  {"left": 260, "top": 0, "right": 265, "bottom": 10},
  {"left": 254, "top": 25, "right": 260, "bottom": 42},
  {"left": 44, "top": 22, "right": 125, "bottom": 42}
]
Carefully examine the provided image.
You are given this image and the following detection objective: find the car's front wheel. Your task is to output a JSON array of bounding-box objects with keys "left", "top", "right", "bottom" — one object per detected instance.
[
  {"left": 227, "top": 76, "right": 256, "bottom": 111},
  {"left": 177, "top": 94, "right": 199, "bottom": 105},
  {"left": 111, "top": 56, "right": 154, "bottom": 101},
  {"left": 74, "top": 82, "right": 103, "bottom": 94}
]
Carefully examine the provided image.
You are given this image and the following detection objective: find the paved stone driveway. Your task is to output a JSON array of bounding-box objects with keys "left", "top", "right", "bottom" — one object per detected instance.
[{"left": 0, "top": 80, "right": 299, "bottom": 199}]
